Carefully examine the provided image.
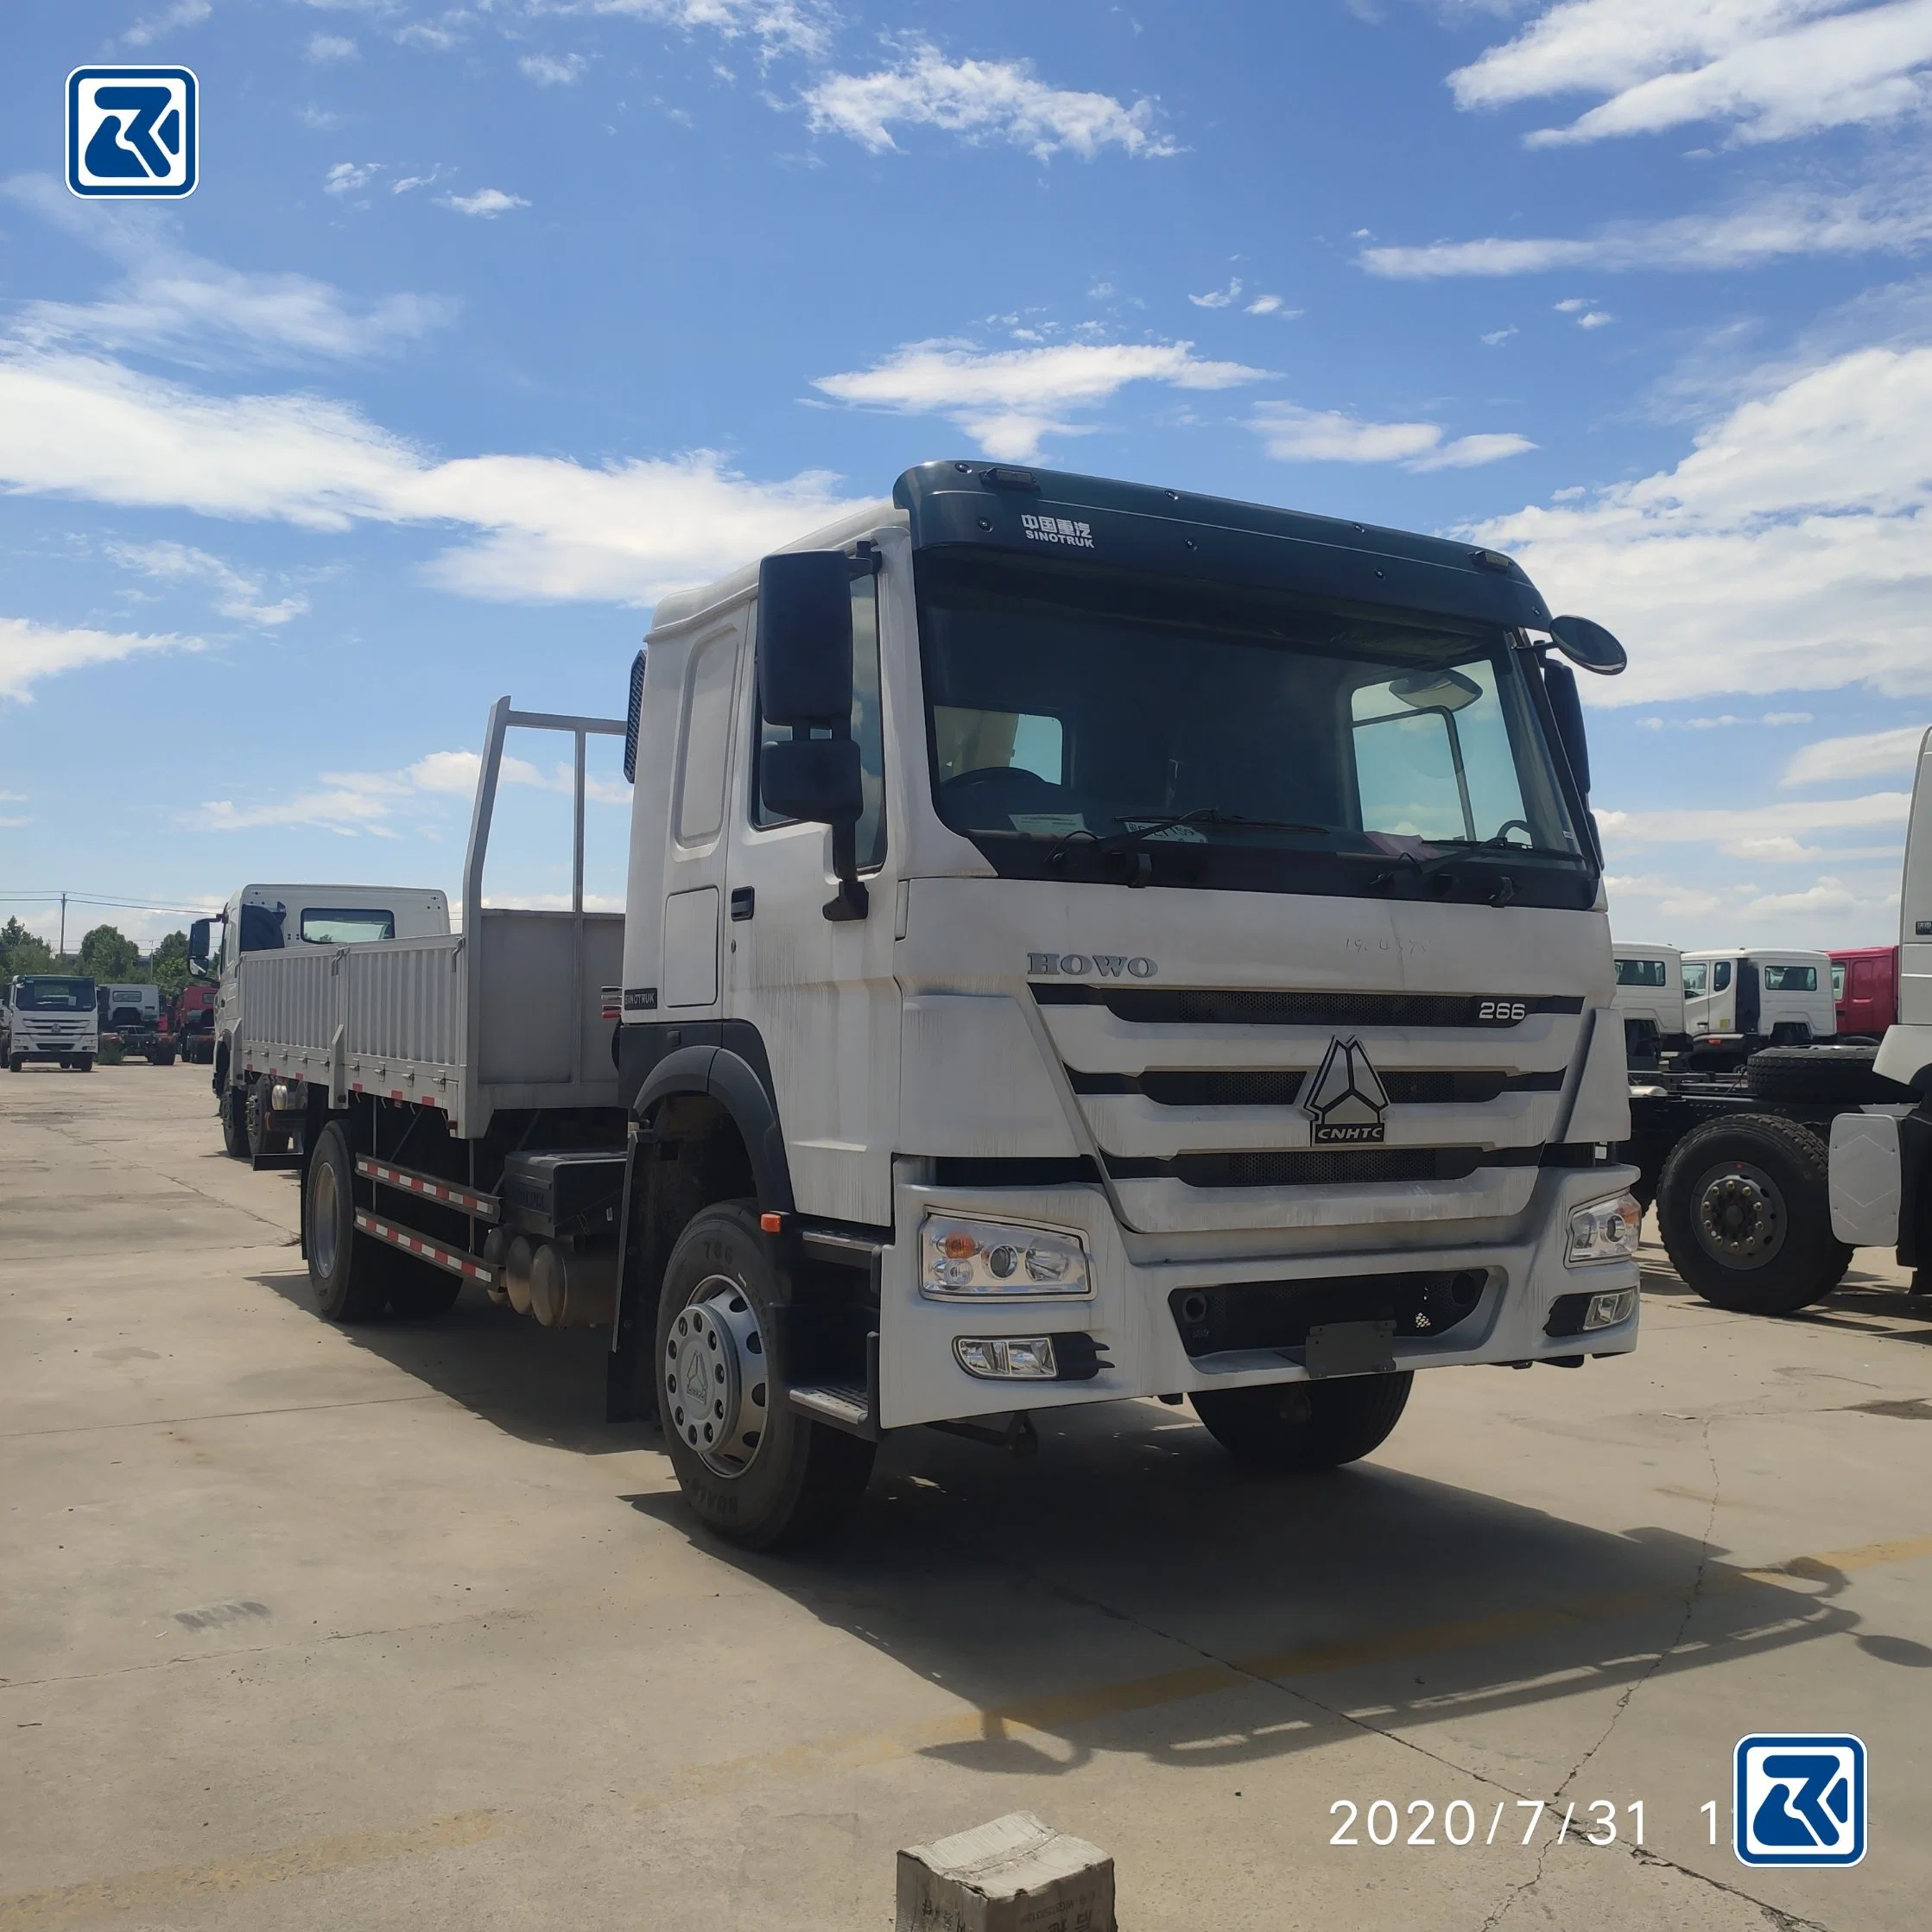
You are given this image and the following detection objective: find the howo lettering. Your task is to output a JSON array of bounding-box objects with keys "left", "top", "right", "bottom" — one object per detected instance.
[{"left": 218, "top": 461, "right": 1644, "bottom": 1549}]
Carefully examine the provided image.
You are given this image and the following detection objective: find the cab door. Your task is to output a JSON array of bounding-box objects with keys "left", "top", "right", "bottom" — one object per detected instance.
[{"left": 725, "top": 556, "right": 899, "bottom": 1227}]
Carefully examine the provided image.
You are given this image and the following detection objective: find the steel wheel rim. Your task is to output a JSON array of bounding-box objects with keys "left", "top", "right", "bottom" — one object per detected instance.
[
  {"left": 664, "top": 1274, "right": 768, "bottom": 1476},
  {"left": 1692, "top": 1159, "right": 1786, "bottom": 1270},
  {"left": 311, "top": 1158, "right": 340, "bottom": 1277}
]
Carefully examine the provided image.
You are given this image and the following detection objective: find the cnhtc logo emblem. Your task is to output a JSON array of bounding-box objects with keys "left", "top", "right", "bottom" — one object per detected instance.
[
  {"left": 67, "top": 67, "right": 198, "bottom": 199},
  {"left": 1734, "top": 1734, "right": 1865, "bottom": 1867},
  {"left": 1303, "top": 1036, "right": 1388, "bottom": 1144}
]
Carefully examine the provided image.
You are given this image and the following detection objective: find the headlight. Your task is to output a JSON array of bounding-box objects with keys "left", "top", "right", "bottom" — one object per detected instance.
[
  {"left": 920, "top": 1216, "right": 1090, "bottom": 1299},
  {"left": 1565, "top": 1191, "right": 1643, "bottom": 1267}
]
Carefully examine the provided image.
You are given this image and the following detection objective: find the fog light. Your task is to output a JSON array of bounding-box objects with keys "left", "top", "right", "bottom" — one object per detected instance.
[
  {"left": 1585, "top": 1289, "right": 1637, "bottom": 1330},
  {"left": 1566, "top": 1191, "right": 1642, "bottom": 1266},
  {"left": 922, "top": 1216, "right": 1090, "bottom": 1299},
  {"left": 953, "top": 1336, "right": 1059, "bottom": 1379}
]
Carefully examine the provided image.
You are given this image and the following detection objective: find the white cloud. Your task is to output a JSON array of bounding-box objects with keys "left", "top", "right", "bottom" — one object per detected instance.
[
  {"left": 0, "top": 616, "right": 194, "bottom": 704},
  {"left": 198, "top": 744, "right": 629, "bottom": 835},
  {"left": 1598, "top": 789, "right": 1910, "bottom": 852},
  {"left": 814, "top": 338, "right": 1264, "bottom": 460},
  {"left": 106, "top": 542, "right": 308, "bottom": 627},
  {"left": 307, "top": 33, "right": 358, "bottom": 62},
  {"left": 588, "top": 0, "right": 833, "bottom": 59},
  {"left": 1449, "top": 0, "right": 1932, "bottom": 147},
  {"left": 1360, "top": 183, "right": 1932, "bottom": 278},
  {"left": 1636, "top": 709, "right": 1814, "bottom": 730},
  {"left": 440, "top": 188, "right": 530, "bottom": 217},
  {"left": 1576, "top": 308, "right": 1614, "bottom": 328},
  {"left": 325, "top": 162, "right": 379, "bottom": 196},
  {"left": 1473, "top": 342, "right": 1932, "bottom": 706},
  {"left": 0, "top": 348, "right": 867, "bottom": 605},
  {"left": 1250, "top": 402, "right": 1535, "bottom": 471},
  {"left": 520, "top": 52, "right": 586, "bottom": 84},
  {"left": 123, "top": 0, "right": 211, "bottom": 48},
  {"left": 1482, "top": 326, "right": 1518, "bottom": 345},
  {"left": 802, "top": 43, "right": 1177, "bottom": 160},
  {"left": 1245, "top": 295, "right": 1298, "bottom": 316},
  {"left": 1190, "top": 278, "right": 1242, "bottom": 308},
  {"left": 1782, "top": 722, "right": 1929, "bottom": 783}
]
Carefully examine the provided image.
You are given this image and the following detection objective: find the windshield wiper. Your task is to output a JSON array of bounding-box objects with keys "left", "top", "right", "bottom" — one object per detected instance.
[
  {"left": 1046, "top": 807, "right": 1328, "bottom": 884},
  {"left": 1368, "top": 833, "right": 1579, "bottom": 908}
]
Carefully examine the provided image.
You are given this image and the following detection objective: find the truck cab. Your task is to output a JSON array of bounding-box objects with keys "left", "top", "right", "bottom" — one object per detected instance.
[
  {"left": 5, "top": 975, "right": 99, "bottom": 1072},
  {"left": 1611, "top": 943, "right": 1683, "bottom": 1064},
  {"left": 1682, "top": 947, "right": 1834, "bottom": 1063},
  {"left": 1832, "top": 946, "right": 1898, "bottom": 1041}
]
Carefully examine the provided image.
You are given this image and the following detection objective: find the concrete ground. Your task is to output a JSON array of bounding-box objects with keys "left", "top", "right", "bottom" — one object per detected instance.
[{"left": 3, "top": 1069, "right": 1929, "bottom": 1932}]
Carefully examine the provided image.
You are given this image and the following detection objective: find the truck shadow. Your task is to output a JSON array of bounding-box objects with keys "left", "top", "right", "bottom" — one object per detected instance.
[
  {"left": 1639, "top": 1256, "right": 1932, "bottom": 1346},
  {"left": 624, "top": 1398, "right": 1899, "bottom": 1783},
  {"left": 249, "top": 1269, "right": 653, "bottom": 1454}
]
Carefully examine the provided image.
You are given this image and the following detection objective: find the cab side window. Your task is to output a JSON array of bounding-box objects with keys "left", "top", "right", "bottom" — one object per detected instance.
[
  {"left": 751, "top": 572, "right": 887, "bottom": 869},
  {"left": 1713, "top": 960, "right": 1732, "bottom": 991}
]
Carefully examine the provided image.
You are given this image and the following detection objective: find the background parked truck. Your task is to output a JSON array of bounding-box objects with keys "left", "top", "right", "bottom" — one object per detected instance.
[
  {"left": 5, "top": 975, "right": 98, "bottom": 1072},
  {"left": 220, "top": 460, "right": 1649, "bottom": 1551}
]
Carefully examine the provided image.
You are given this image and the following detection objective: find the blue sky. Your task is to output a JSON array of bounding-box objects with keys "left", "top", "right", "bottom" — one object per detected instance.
[{"left": 3, "top": 0, "right": 1929, "bottom": 953}]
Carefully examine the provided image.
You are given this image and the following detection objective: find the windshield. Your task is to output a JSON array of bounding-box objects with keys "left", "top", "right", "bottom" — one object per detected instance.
[
  {"left": 914, "top": 550, "right": 1588, "bottom": 903},
  {"left": 1615, "top": 958, "right": 1669, "bottom": 988},
  {"left": 15, "top": 977, "right": 95, "bottom": 1012}
]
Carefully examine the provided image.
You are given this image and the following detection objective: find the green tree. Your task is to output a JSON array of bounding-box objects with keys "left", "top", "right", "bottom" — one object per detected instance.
[
  {"left": 0, "top": 916, "right": 55, "bottom": 979},
  {"left": 148, "top": 930, "right": 192, "bottom": 999},
  {"left": 77, "top": 924, "right": 141, "bottom": 982}
]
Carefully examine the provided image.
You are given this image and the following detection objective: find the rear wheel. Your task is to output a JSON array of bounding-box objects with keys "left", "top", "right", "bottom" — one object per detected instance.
[
  {"left": 1656, "top": 1114, "right": 1850, "bottom": 1315},
  {"left": 655, "top": 1201, "right": 875, "bottom": 1550},
  {"left": 1192, "top": 1371, "right": 1414, "bottom": 1472},
  {"left": 306, "top": 1121, "right": 391, "bottom": 1322},
  {"left": 220, "top": 1083, "right": 250, "bottom": 1159}
]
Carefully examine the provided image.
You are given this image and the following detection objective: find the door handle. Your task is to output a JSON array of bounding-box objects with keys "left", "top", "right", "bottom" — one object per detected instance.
[{"left": 730, "top": 888, "right": 756, "bottom": 922}]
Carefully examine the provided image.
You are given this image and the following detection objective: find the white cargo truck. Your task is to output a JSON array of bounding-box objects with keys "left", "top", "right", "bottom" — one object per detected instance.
[
  {"left": 5, "top": 974, "right": 99, "bottom": 1072},
  {"left": 1610, "top": 942, "right": 1683, "bottom": 1065},
  {"left": 244, "top": 461, "right": 1646, "bottom": 1549},
  {"left": 188, "top": 884, "right": 450, "bottom": 1162}
]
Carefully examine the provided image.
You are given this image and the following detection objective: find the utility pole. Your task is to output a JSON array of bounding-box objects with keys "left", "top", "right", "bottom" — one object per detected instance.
[{"left": 59, "top": 891, "right": 67, "bottom": 964}]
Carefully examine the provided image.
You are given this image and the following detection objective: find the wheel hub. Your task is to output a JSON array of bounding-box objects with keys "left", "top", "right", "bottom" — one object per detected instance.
[
  {"left": 310, "top": 1159, "right": 339, "bottom": 1276},
  {"left": 664, "top": 1275, "right": 768, "bottom": 1476},
  {"left": 1693, "top": 1161, "right": 1785, "bottom": 1269}
]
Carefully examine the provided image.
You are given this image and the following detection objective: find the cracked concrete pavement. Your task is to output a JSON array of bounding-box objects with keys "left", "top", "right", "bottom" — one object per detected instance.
[{"left": 4, "top": 1068, "right": 1929, "bottom": 1930}]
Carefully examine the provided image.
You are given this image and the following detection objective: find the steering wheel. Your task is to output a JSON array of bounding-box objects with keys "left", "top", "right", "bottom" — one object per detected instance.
[{"left": 941, "top": 766, "right": 1064, "bottom": 815}]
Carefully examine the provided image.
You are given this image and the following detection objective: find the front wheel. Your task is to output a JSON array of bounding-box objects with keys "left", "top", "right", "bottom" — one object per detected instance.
[
  {"left": 1192, "top": 1371, "right": 1413, "bottom": 1472},
  {"left": 220, "top": 1083, "right": 250, "bottom": 1159},
  {"left": 1656, "top": 1114, "right": 1849, "bottom": 1314},
  {"left": 306, "top": 1121, "right": 390, "bottom": 1321},
  {"left": 655, "top": 1201, "right": 874, "bottom": 1550},
  {"left": 73, "top": 1056, "right": 94, "bottom": 1074}
]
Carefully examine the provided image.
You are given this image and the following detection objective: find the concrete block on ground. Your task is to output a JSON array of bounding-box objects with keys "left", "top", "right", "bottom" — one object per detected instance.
[{"left": 896, "top": 1811, "right": 1116, "bottom": 1932}]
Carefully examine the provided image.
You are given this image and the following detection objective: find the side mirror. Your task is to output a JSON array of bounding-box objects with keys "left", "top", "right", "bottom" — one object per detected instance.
[
  {"left": 762, "top": 738, "right": 863, "bottom": 826},
  {"left": 187, "top": 919, "right": 212, "bottom": 975},
  {"left": 1541, "top": 658, "right": 1592, "bottom": 796},
  {"left": 758, "top": 551, "right": 854, "bottom": 732},
  {"left": 1548, "top": 615, "right": 1627, "bottom": 675}
]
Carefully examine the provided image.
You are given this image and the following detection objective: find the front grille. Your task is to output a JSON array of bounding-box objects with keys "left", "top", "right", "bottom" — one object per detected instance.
[
  {"left": 1065, "top": 1067, "right": 1563, "bottom": 1107},
  {"left": 1107, "top": 1147, "right": 1489, "bottom": 1186},
  {"left": 1034, "top": 985, "right": 1583, "bottom": 1029},
  {"left": 1170, "top": 1269, "right": 1492, "bottom": 1357}
]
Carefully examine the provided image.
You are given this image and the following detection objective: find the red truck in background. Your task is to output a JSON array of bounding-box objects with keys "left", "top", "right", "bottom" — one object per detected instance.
[
  {"left": 1831, "top": 946, "right": 1898, "bottom": 1039},
  {"left": 172, "top": 982, "right": 216, "bottom": 1063}
]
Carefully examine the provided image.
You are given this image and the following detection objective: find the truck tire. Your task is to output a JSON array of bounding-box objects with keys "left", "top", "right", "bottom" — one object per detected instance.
[
  {"left": 1745, "top": 1044, "right": 1913, "bottom": 1107},
  {"left": 306, "top": 1121, "right": 391, "bottom": 1322},
  {"left": 245, "top": 1081, "right": 273, "bottom": 1158},
  {"left": 1656, "top": 1115, "right": 1851, "bottom": 1315},
  {"left": 655, "top": 1201, "right": 875, "bottom": 1551},
  {"left": 1192, "top": 1371, "right": 1414, "bottom": 1472},
  {"left": 220, "top": 1084, "right": 250, "bottom": 1159},
  {"left": 75, "top": 1056, "right": 93, "bottom": 1074},
  {"left": 6, "top": 1055, "right": 20, "bottom": 1074}
]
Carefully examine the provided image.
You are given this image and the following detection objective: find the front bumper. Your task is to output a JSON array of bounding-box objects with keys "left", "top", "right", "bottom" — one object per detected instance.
[{"left": 876, "top": 1162, "right": 1641, "bottom": 1428}]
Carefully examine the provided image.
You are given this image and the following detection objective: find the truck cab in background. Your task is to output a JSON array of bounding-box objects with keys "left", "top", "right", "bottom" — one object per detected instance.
[
  {"left": 1611, "top": 943, "right": 1684, "bottom": 1066},
  {"left": 97, "top": 984, "right": 175, "bottom": 1065},
  {"left": 5, "top": 975, "right": 99, "bottom": 1072},
  {"left": 1832, "top": 946, "right": 1899, "bottom": 1042},
  {"left": 190, "top": 884, "right": 450, "bottom": 1160},
  {"left": 1681, "top": 947, "right": 1834, "bottom": 1067}
]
